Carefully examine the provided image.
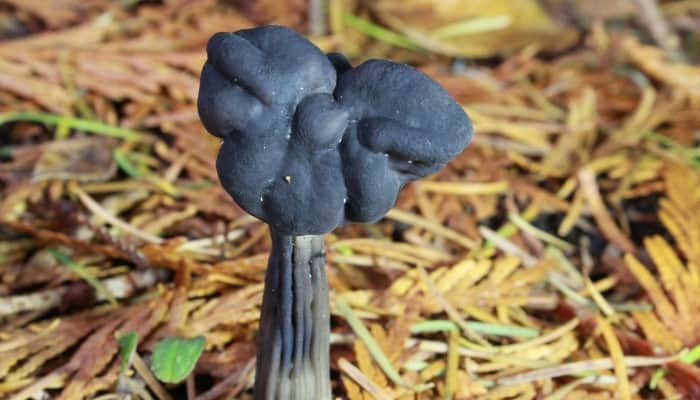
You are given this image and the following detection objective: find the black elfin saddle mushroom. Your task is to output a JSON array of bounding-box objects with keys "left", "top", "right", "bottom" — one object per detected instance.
[{"left": 198, "top": 25, "right": 472, "bottom": 400}]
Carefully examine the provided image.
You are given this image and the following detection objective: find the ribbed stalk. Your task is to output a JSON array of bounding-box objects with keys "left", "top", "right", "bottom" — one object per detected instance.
[{"left": 254, "top": 230, "right": 331, "bottom": 400}]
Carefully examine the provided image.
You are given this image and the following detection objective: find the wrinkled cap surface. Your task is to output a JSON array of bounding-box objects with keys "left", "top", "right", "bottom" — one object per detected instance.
[{"left": 198, "top": 25, "right": 472, "bottom": 235}]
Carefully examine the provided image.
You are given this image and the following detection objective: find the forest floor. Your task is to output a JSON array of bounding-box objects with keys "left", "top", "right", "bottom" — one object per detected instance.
[{"left": 1, "top": 0, "right": 700, "bottom": 399}]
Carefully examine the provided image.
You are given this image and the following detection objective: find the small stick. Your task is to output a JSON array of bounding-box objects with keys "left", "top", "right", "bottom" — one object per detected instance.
[
  {"left": 635, "top": 0, "right": 686, "bottom": 62},
  {"left": 186, "top": 374, "right": 196, "bottom": 399},
  {"left": 132, "top": 352, "right": 173, "bottom": 400},
  {"left": 308, "top": 0, "right": 327, "bottom": 36}
]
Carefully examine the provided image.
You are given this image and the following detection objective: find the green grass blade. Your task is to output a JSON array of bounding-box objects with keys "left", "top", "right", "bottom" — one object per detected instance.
[
  {"left": 114, "top": 149, "right": 143, "bottom": 177},
  {"left": 118, "top": 331, "right": 139, "bottom": 375},
  {"left": 337, "top": 297, "right": 408, "bottom": 387},
  {"left": 0, "top": 111, "right": 144, "bottom": 141},
  {"left": 343, "top": 13, "right": 422, "bottom": 51},
  {"left": 49, "top": 248, "right": 118, "bottom": 306},
  {"left": 411, "top": 319, "right": 540, "bottom": 338}
]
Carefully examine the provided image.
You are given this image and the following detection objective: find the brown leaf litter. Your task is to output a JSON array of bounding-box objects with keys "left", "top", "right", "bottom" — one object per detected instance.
[{"left": 1, "top": 0, "right": 700, "bottom": 399}]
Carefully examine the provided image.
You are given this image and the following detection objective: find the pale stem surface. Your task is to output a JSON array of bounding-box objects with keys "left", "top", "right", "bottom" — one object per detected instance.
[{"left": 254, "top": 230, "right": 331, "bottom": 400}]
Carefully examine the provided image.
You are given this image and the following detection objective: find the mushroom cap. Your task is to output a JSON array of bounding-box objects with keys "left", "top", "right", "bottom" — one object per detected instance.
[{"left": 198, "top": 25, "right": 472, "bottom": 235}]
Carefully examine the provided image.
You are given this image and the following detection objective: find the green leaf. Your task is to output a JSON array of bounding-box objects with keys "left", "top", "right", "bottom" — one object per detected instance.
[
  {"left": 118, "top": 331, "right": 139, "bottom": 375},
  {"left": 150, "top": 336, "right": 206, "bottom": 383}
]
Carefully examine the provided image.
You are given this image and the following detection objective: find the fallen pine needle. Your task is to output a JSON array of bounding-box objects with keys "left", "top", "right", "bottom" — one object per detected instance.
[
  {"left": 586, "top": 279, "right": 616, "bottom": 317},
  {"left": 578, "top": 168, "right": 635, "bottom": 253},
  {"left": 498, "top": 354, "right": 677, "bottom": 385},
  {"left": 132, "top": 352, "right": 173, "bottom": 400},
  {"left": 386, "top": 208, "right": 478, "bottom": 249},
  {"left": 548, "top": 272, "right": 590, "bottom": 306},
  {"left": 430, "top": 15, "right": 512, "bottom": 39},
  {"left": 68, "top": 182, "right": 163, "bottom": 244},
  {"left": 444, "top": 330, "right": 459, "bottom": 400},
  {"left": 509, "top": 212, "right": 574, "bottom": 252},
  {"left": 343, "top": 13, "right": 421, "bottom": 51},
  {"left": 418, "top": 180, "right": 508, "bottom": 196},
  {"left": 196, "top": 358, "right": 255, "bottom": 400},
  {"left": 338, "top": 358, "right": 394, "bottom": 400},
  {"left": 49, "top": 248, "right": 118, "bottom": 306},
  {"left": 474, "top": 318, "right": 580, "bottom": 354},
  {"left": 416, "top": 264, "right": 490, "bottom": 345},
  {"left": 336, "top": 297, "right": 409, "bottom": 388},
  {"left": 544, "top": 375, "right": 618, "bottom": 400},
  {"left": 649, "top": 343, "right": 700, "bottom": 389},
  {"left": 596, "top": 314, "right": 631, "bottom": 400},
  {"left": 478, "top": 226, "right": 537, "bottom": 267}
]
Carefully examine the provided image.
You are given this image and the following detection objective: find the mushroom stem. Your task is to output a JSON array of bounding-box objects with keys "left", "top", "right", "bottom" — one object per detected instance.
[{"left": 254, "top": 230, "right": 331, "bottom": 400}]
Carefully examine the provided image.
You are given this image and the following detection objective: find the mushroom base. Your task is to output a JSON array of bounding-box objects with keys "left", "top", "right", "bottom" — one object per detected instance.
[{"left": 254, "top": 230, "right": 331, "bottom": 400}]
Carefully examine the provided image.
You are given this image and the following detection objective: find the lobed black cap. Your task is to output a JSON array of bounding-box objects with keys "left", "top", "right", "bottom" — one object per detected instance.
[{"left": 198, "top": 25, "right": 472, "bottom": 235}]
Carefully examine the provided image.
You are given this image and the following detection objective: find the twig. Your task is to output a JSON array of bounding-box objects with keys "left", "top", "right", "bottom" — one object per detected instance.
[
  {"left": 6, "top": 264, "right": 170, "bottom": 317},
  {"left": 195, "top": 359, "right": 255, "bottom": 400},
  {"left": 416, "top": 264, "right": 490, "bottom": 346},
  {"left": 338, "top": 358, "right": 393, "bottom": 400},
  {"left": 132, "top": 352, "right": 173, "bottom": 400},
  {"left": 336, "top": 297, "right": 409, "bottom": 387},
  {"left": 308, "top": 0, "right": 326, "bottom": 36},
  {"left": 596, "top": 315, "right": 631, "bottom": 400},
  {"left": 186, "top": 374, "right": 196, "bottom": 400},
  {"left": 498, "top": 353, "right": 676, "bottom": 385},
  {"left": 578, "top": 169, "right": 635, "bottom": 254},
  {"left": 478, "top": 226, "right": 538, "bottom": 267},
  {"left": 387, "top": 208, "right": 478, "bottom": 249},
  {"left": 635, "top": 0, "right": 687, "bottom": 62},
  {"left": 68, "top": 181, "right": 163, "bottom": 244}
]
